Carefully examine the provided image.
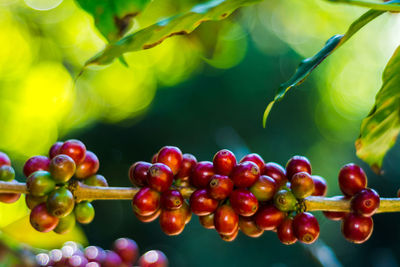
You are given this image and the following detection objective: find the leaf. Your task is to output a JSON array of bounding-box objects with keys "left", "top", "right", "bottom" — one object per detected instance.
[
  {"left": 262, "top": 8, "right": 384, "bottom": 127},
  {"left": 84, "top": 0, "right": 262, "bottom": 66},
  {"left": 327, "top": 0, "right": 400, "bottom": 12},
  {"left": 355, "top": 46, "right": 400, "bottom": 173}
]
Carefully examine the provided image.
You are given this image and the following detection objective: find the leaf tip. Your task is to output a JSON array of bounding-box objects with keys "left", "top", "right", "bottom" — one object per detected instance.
[{"left": 263, "top": 101, "right": 275, "bottom": 128}]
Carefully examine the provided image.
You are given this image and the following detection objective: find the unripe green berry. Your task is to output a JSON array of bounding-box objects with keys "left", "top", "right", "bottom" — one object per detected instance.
[
  {"left": 26, "top": 171, "right": 56, "bottom": 197},
  {"left": 49, "top": 155, "right": 76, "bottom": 183},
  {"left": 75, "top": 201, "right": 95, "bottom": 224},
  {"left": 25, "top": 194, "right": 48, "bottom": 210},
  {"left": 0, "top": 165, "right": 15, "bottom": 182},
  {"left": 46, "top": 187, "right": 75, "bottom": 218},
  {"left": 83, "top": 174, "right": 108, "bottom": 187},
  {"left": 273, "top": 189, "right": 298, "bottom": 212},
  {"left": 54, "top": 212, "right": 76, "bottom": 234}
]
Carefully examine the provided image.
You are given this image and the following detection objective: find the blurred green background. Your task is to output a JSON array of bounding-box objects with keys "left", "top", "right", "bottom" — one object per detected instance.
[{"left": 1, "top": 0, "right": 400, "bottom": 266}]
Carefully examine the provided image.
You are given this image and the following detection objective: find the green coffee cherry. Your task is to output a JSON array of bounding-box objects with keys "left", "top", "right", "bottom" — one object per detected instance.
[
  {"left": 46, "top": 187, "right": 75, "bottom": 218},
  {"left": 25, "top": 194, "right": 48, "bottom": 210},
  {"left": 74, "top": 201, "right": 95, "bottom": 224},
  {"left": 0, "top": 165, "right": 15, "bottom": 182},
  {"left": 54, "top": 212, "right": 76, "bottom": 234},
  {"left": 273, "top": 189, "right": 298, "bottom": 212},
  {"left": 83, "top": 174, "right": 108, "bottom": 187},
  {"left": 49, "top": 154, "right": 76, "bottom": 183},
  {"left": 26, "top": 171, "right": 56, "bottom": 197}
]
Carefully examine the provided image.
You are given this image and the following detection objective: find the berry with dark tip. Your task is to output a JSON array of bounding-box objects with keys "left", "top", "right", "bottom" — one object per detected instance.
[
  {"left": 255, "top": 205, "right": 285, "bottom": 231},
  {"left": 240, "top": 153, "right": 265, "bottom": 173},
  {"left": 286, "top": 156, "right": 311, "bottom": 180},
  {"left": 54, "top": 213, "right": 76, "bottom": 234},
  {"left": 291, "top": 172, "right": 315, "bottom": 199},
  {"left": 156, "top": 146, "right": 183, "bottom": 175},
  {"left": 263, "top": 162, "right": 288, "bottom": 187},
  {"left": 214, "top": 204, "right": 239, "bottom": 235},
  {"left": 199, "top": 213, "right": 215, "bottom": 229},
  {"left": 176, "top": 153, "right": 197, "bottom": 179},
  {"left": 351, "top": 188, "right": 380, "bottom": 216},
  {"left": 293, "top": 212, "right": 319, "bottom": 244},
  {"left": 249, "top": 175, "right": 277, "bottom": 202},
  {"left": 341, "top": 213, "right": 373, "bottom": 243},
  {"left": 147, "top": 163, "right": 174, "bottom": 192},
  {"left": 0, "top": 152, "right": 11, "bottom": 167},
  {"left": 239, "top": 216, "right": 264, "bottom": 238},
  {"left": 49, "top": 154, "right": 76, "bottom": 183},
  {"left": 190, "top": 161, "right": 215, "bottom": 188},
  {"left": 23, "top": 156, "right": 50, "bottom": 178},
  {"left": 230, "top": 161, "right": 260, "bottom": 188},
  {"left": 277, "top": 217, "right": 297, "bottom": 245},
  {"left": 59, "top": 139, "right": 87, "bottom": 165},
  {"left": 0, "top": 165, "right": 15, "bottom": 181},
  {"left": 160, "top": 189, "right": 183, "bottom": 210},
  {"left": 207, "top": 174, "right": 233, "bottom": 200},
  {"left": 49, "top": 141, "right": 63, "bottom": 159},
  {"left": 74, "top": 201, "right": 95, "bottom": 224},
  {"left": 46, "top": 187, "right": 75, "bottom": 218},
  {"left": 132, "top": 187, "right": 160, "bottom": 216},
  {"left": 273, "top": 189, "right": 297, "bottom": 212},
  {"left": 129, "top": 162, "right": 151, "bottom": 187},
  {"left": 338, "top": 164, "right": 367, "bottom": 196},
  {"left": 30, "top": 203, "right": 59, "bottom": 233},
  {"left": 138, "top": 250, "right": 168, "bottom": 267},
  {"left": 26, "top": 171, "right": 56, "bottom": 197},
  {"left": 213, "top": 149, "right": 236, "bottom": 176},
  {"left": 229, "top": 189, "right": 259, "bottom": 217},
  {"left": 113, "top": 238, "right": 139, "bottom": 264},
  {"left": 75, "top": 151, "right": 99, "bottom": 179},
  {"left": 311, "top": 175, "right": 327, "bottom": 196},
  {"left": 189, "top": 189, "right": 218, "bottom": 216}
]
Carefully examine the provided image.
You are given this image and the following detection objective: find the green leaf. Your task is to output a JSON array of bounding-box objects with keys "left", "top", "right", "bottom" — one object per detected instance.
[
  {"left": 84, "top": 0, "right": 262, "bottom": 66},
  {"left": 327, "top": 0, "right": 400, "bottom": 12},
  {"left": 262, "top": 8, "right": 384, "bottom": 127},
  {"left": 355, "top": 46, "right": 400, "bottom": 173}
]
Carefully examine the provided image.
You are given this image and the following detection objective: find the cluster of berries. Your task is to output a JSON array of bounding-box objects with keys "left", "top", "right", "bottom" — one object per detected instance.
[
  {"left": 35, "top": 238, "right": 167, "bottom": 267},
  {"left": 0, "top": 152, "right": 21, "bottom": 203}
]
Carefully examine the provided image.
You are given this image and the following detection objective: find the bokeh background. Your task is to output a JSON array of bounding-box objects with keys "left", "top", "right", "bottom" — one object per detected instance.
[{"left": 1, "top": 0, "right": 400, "bottom": 266}]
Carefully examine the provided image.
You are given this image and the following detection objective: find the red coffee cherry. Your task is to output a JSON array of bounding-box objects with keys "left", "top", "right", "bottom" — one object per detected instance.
[
  {"left": 293, "top": 212, "right": 319, "bottom": 244},
  {"left": 311, "top": 175, "right": 327, "bottom": 196},
  {"left": 213, "top": 149, "right": 236, "bottom": 176},
  {"left": 49, "top": 154, "right": 76, "bottom": 183},
  {"left": 160, "top": 189, "right": 183, "bottom": 210},
  {"left": 103, "top": 250, "right": 123, "bottom": 267},
  {"left": 49, "top": 141, "right": 63, "bottom": 159},
  {"left": 75, "top": 151, "right": 99, "bottom": 179},
  {"left": 239, "top": 216, "right": 264, "bottom": 238},
  {"left": 30, "top": 203, "right": 59, "bottom": 233},
  {"left": 181, "top": 200, "right": 192, "bottom": 225},
  {"left": 151, "top": 153, "right": 158, "bottom": 164},
  {"left": 189, "top": 189, "right": 218, "bottom": 216},
  {"left": 240, "top": 153, "right": 265, "bottom": 173},
  {"left": 159, "top": 206, "right": 187, "bottom": 235},
  {"left": 147, "top": 163, "right": 174, "bottom": 192},
  {"left": 138, "top": 250, "right": 168, "bottom": 267},
  {"left": 249, "top": 175, "right": 277, "bottom": 202},
  {"left": 277, "top": 217, "right": 297, "bottom": 245},
  {"left": 0, "top": 152, "right": 11, "bottom": 167},
  {"left": 341, "top": 213, "right": 373, "bottom": 243},
  {"left": 351, "top": 188, "right": 380, "bottom": 217},
  {"left": 190, "top": 161, "right": 215, "bottom": 188},
  {"left": 23, "top": 156, "right": 50, "bottom": 178},
  {"left": 129, "top": 162, "right": 151, "bottom": 187},
  {"left": 214, "top": 204, "right": 239, "bottom": 235},
  {"left": 254, "top": 205, "right": 285, "bottom": 231},
  {"left": 135, "top": 209, "right": 161, "bottom": 223},
  {"left": 338, "top": 164, "right": 367, "bottom": 196},
  {"left": 229, "top": 189, "right": 259, "bottom": 217},
  {"left": 207, "top": 174, "right": 233, "bottom": 200},
  {"left": 230, "top": 161, "right": 260, "bottom": 188},
  {"left": 59, "top": 139, "right": 86, "bottom": 165},
  {"left": 220, "top": 227, "right": 239, "bottom": 242},
  {"left": 199, "top": 213, "right": 215, "bottom": 229},
  {"left": 263, "top": 162, "right": 288, "bottom": 187},
  {"left": 176, "top": 153, "right": 197, "bottom": 179},
  {"left": 0, "top": 189, "right": 21, "bottom": 204},
  {"left": 132, "top": 187, "right": 160, "bottom": 216},
  {"left": 323, "top": 211, "right": 347, "bottom": 221},
  {"left": 291, "top": 172, "right": 315, "bottom": 199},
  {"left": 285, "top": 156, "right": 312, "bottom": 180},
  {"left": 156, "top": 146, "right": 183, "bottom": 175},
  {"left": 113, "top": 238, "right": 139, "bottom": 264}
]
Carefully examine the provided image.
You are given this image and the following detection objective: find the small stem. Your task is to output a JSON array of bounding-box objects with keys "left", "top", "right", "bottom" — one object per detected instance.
[{"left": 0, "top": 181, "right": 28, "bottom": 194}]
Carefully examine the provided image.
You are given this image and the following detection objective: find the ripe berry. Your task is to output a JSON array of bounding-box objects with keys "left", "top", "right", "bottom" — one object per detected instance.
[
  {"left": 0, "top": 192, "right": 21, "bottom": 203},
  {"left": 338, "top": 164, "right": 367, "bottom": 196},
  {"left": 147, "top": 163, "right": 174, "bottom": 192},
  {"left": 84, "top": 246, "right": 106, "bottom": 263},
  {"left": 113, "top": 238, "right": 139, "bottom": 264},
  {"left": 46, "top": 187, "right": 75, "bottom": 218},
  {"left": 249, "top": 175, "right": 277, "bottom": 202},
  {"left": 26, "top": 171, "right": 56, "bottom": 197},
  {"left": 229, "top": 189, "right": 259, "bottom": 217},
  {"left": 49, "top": 154, "right": 76, "bottom": 183},
  {"left": 311, "top": 175, "right": 327, "bottom": 196},
  {"left": 239, "top": 216, "right": 264, "bottom": 238},
  {"left": 59, "top": 139, "right": 86, "bottom": 165},
  {"left": 176, "top": 153, "right": 197, "bottom": 179},
  {"left": 189, "top": 189, "right": 218, "bottom": 216},
  {"left": 156, "top": 146, "right": 183, "bottom": 175},
  {"left": 213, "top": 149, "right": 236, "bottom": 176},
  {"left": 75, "top": 151, "right": 99, "bottom": 179},
  {"left": 291, "top": 172, "right": 315, "bottom": 199},
  {"left": 135, "top": 209, "right": 161, "bottom": 223},
  {"left": 26, "top": 194, "right": 48, "bottom": 210},
  {"left": 263, "top": 162, "right": 288, "bottom": 187},
  {"left": 74, "top": 201, "right": 95, "bottom": 224},
  {"left": 254, "top": 205, "right": 285, "bottom": 231},
  {"left": 277, "top": 217, "right": 297, "bottom": 245},
  {"left": 54, "top": 213, "right": 76, "bottom": 234},
  {"left": 199, "top": 213, "right": 215, "bottom": 229},
  {"left": 49, "top": 141, "right": 63, "bottom": 159},
  {"left": 160, "top": 189, "right": 183, "bottom": 210},
  {"left": 83, "top": 174, "right": 109, "bottom": 187},
  {"left": 138, "top": 250, "right": 168, "bottom": 267},
  {"left": 293, "top": 212, "right": 319, "bottom": 244},
  {"left": 129, "top": 162, "right": 151, "bottom": 186},
  {"left": 190, "top": 161, "right": 215, "bottom": 188},
  {"left": 0, "top": 165, "right": 15, "bottom": 181},
  {"left": 323, "top": 211, "right": 347, "bottom": 221},
  {"left": 0, "top": 152, "right": 11, "bottom": 167},
  {"left": 151, "top": 153, "right": 158, "bottom": 164},
  {"left": 341, "top": 213, "right": 373, "bottom": 243},
  {"left": 181, "top": 200, "right": 192, "bottom": 225},
  {"left": 230, "top": 161, "right": 260, "bottom": 188},
  {"left": 351, "top": 188, "right": 380, "bottom": 216},
  {"left": 220, "top": 227, "right": 239, "bottom": 242},
  {"left": 207, "top": 174, "right": 233, "bottom": 200},
  {"left": 273, "top": 189, "right": 297, "bottom": 212},
  {"left": 159, "top": 207, "right": 187, "bottom": 235},
  {"left": 23, "top": 156, "right": 50, "bottom": 178},
  {"left": 286, "top": 156, "right": 312, "bottom": 180},
  {"left": 103, "top": 250, "right": 123, "bottom": 267},
  {"left": 30, "top": 203, "right": 59, "bottom": 232},
  {"left": 240, "top": 153, "right": 265, "bottom": 173},
  {"left": 214, "top": 204, "right": 239, "bottom": 235},
  {"left": 132, "top": 187, "right": 161, "bottom": 216}
]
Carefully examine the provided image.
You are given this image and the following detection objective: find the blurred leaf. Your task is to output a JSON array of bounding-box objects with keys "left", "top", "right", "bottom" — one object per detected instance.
[
  {"left": 263, "top": 8, "right": 384, "bottom": 127},
  {"left": 0, "top": 196, "right": 29, "bottom": 228},
  {"left": 327, "top": 0, "right": 400, "bottom": 12},
  {"left": 84, "top": 0, "right": 261, "bottom": 66},
  {"left": 356, "top": 46, "right": 400, "bottom": 173}
]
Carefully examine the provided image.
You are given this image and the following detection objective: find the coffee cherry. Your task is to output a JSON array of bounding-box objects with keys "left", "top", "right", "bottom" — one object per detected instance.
[
  {"left": 229, "top": 189, "right": 259, "bottom": 217},
  {"left": 207, "top": 174, "right": 233, "bottom": 200},
  {"left": 189, "top": 189, "right": 218, "bottom": 216},
  {"left": 0, "top": 165, "right": 14, "bottom": 182},
  {"left": 151, "top": 153, "right": 158, "bottom": 164},
  {"left": 23, "top": 156, "right": 50, "bottom": 178},
  {"left": 75, "top": 151, "right": 99, "bottom": 179},
  {"left": 0, "top": 192, "right": 21, "bottom": 203},
  {"left": 181, "top": 200, "right": 192, "bottom": 225},
  {"left": 273, "top": 189, "right": 297, "bottom": 212},
  {"left": 199, "top": 213, "right": 215, "bottom": 229},
  {"left": 230, "top": 161, "right": 260, "bottom": 188},
  {"left": 48, "top": 249, "right": 66, "bottom": 266},
  {"left": 338, "top": 163, "right": 367, "bottom": 196},
  {"left": 291, "top": 172, "right": 315, "bottom": 199},
  {"left": 341, "top": 213, "right": 373, "bottom": 243},
  {"left": 103, "top": 250, "right": 123, "bottom": 267},
  {"left": 214, "top": 204, "right": 239, "bottom": 235},
  {"left": 159, "top": 207, "right": 187, "bottom": 235},
  {"left": 26, "top": 194, "right": 48, "bottom": 210},
  {"left": 160, "top": 189, "right": 183, "bottom": 210},
  {"left": 113, "top": 238, "right": 139, "bottom": 264},
  {"left": 49, "top": 141, "right": 63, "bottom": 159},
  {"left": 27, "top": 171, "right": 56, "bottom": 197},
  {"left": 138, "top": 250, "right": 168, "bottom": 267},
  {"left": 263, "top": 162, "right": 288, "bottom": 187},
  {"left": 129, "top": 162, "right": 151, "bottom": 187},
  {"left": 0, "top": 152, "right": 11, "bottom": 167},
  {"left": 176, "top": 153, "right": 197, "bottom": 179},
  {"left": 147, "top": 163, "right": 174, "bottom": 192},
  {"left": 254, "top": 205, "right": 285, "bottom": 231},
  {"left": 190, "top": 161, "right": 215, "bottom": 188},
  {"left": 49, "top": 155, "right": 76, "bottom": 183},
  {"left": 249, "top": 175, "right": 277, "bottom": 202},
  {"left": 46, "top": 187, "right": 75, "bottom": 218},
  {"left": 156, "top": 146, "right": 183, "bottom": 175},
  {"left": 286, "top": 156, "right": 311, "bottom": 180},
  {"left": 220, "top": 227, "right": 239, "bottom": 242},
  {"left": 323, "top": 211, "right": 347, "bottom": 221},
  {"left": 68, "top": 254, "right": 88, "bottom": 267},
  {"left": 213, "top": 149, "right": 236, "bottom": 176},
  {"left": 311, "top": 175, "right": 327, "bottom": 196},
  {"left": 277, "top": 217, "right": 297, "bottom": 245},
  {"left": 132, "top": 187, "right": 161, "bottom": 216},
  {"left": 84, "top": 246, "right": 107, "bottom": 263},
  {"left": 240, "top": 153, "right": 265, "bottom": 173},
  {"left": 293, "top": 212, "right": 319, "bottom": 244},
  {"left": 135, "top": 209, "right": 161, "bottom": 223},
  {"left": 30, "top": 203, "right": 59, "bottom": 232},
  {"left": 59, "top": 139, "right": 86, "bottom": 165},
  {"left": 54, "top": 213, "right": 76, "bottom": 234},
  {"left": 74, "top": 201, "right": 95, "bottom": 224},
  {"left": 239, "top": 216, "right": 264, "bottom": 238},
  {"left": 351, "top": 188, "right": 380, "bottom": 217},
  {"left": 83, "top": 174, "right": 109, "bottom": 187}
]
